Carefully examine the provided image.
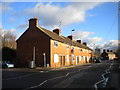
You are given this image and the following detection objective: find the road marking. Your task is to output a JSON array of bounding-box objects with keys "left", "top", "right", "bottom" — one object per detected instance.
[
  {"left": 24, "top": 80, "right": 48, "bottom": 90},
  {"left": 48, "top": 75, "right": 64, "bottom": 80},
  {"left": 66, "top": 73, "right": 69, "bottom": 77},
  {"left": 94, "top": 61, "right": 113, "bottom": 90}
]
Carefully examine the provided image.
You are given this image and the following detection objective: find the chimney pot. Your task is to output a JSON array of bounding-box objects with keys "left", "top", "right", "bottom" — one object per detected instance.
[
  {"left": 77, "top": 40, "right": 82, "bottom": 43},
  {"left": 67, "top": 35, "right": 73, "bottom": 40}
]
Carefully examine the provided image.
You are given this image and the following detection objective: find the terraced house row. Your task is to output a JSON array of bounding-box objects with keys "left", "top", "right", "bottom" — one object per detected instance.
[{"left": 16, "top": 18, "right": 93, "bottom": 68}]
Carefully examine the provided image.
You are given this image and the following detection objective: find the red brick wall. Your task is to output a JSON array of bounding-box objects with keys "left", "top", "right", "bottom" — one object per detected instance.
[{"left": 16, "top": 27, "right": 50, "bottom": 67}]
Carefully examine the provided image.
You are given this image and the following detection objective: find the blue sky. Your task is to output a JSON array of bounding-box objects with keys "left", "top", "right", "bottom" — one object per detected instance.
[{"left": 1, "top": 1, "right": 119, "bottom": 50}]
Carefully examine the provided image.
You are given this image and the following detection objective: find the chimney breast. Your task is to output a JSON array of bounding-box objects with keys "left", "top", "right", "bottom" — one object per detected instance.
[
  {"left": 53, "top": 28, "right": 61, "bottom": 36},
  {"left": 77, "top": 40, "right": 81, "bottom": 43},
  {"left": 29, "top": 17, "right": 38, "bottom": 27},
  {"left": 67, "top": 35, "right": 73, "bottom": 40}
]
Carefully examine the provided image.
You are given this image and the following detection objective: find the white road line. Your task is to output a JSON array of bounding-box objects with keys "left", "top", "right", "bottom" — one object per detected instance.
[
  {"left": 66, "top": 73, "right": 69, "bottom": 77},
  {"left": 48, "top": 75, "right": 64, "bottom": 80},
  {"left": 24, "top": 80, "right": 48, "bottom": 90}
]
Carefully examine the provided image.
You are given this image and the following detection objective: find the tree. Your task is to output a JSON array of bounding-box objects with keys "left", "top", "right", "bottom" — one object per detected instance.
[{"left": 3, "top": 31, "right": 16, "bottom": 49}]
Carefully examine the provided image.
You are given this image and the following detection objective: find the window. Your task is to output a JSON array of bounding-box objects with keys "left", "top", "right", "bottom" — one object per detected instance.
[
  {"left": 76, "top": 56, "right": 79, "bottom": 64},
  {"left": 54, "top": 41, "right": 58, "bottom": 47},
  {"left": 66, "top": 44, "right": 69, "bottom": 49},
  {"left": 72, "top": 46, "right": 74, "bottom": 50},
  {"left": 72, "top": 55, "right": 74, "bottom": 62},
  {"left": 81, "top": 56, "right": 83, "bottom": 61},
  {"left": 54, "top": 54, "right": 59, "bottom": 62},
  {"left": 79, "top": 56, "right": 82, "bottom": 61}
]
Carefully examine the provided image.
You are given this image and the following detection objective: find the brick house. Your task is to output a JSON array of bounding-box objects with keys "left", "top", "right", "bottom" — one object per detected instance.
[{"left": 16, "top": 18, "right": 93, "bottom": 68}]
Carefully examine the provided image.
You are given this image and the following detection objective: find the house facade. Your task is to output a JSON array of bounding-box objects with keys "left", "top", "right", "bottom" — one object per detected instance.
[
  {"left": 16, "top": 18, "right": 93, "bottom": 68},
  {"left": 101, "top": 49, "right": 116, "bottom": 60}
]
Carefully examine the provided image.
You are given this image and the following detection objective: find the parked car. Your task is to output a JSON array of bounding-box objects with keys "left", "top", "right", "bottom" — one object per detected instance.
[
  {"left": 2, "top": 61, "right": 14, "bottom": 68},
  {"left": 95, "top": 58, "right": 101, "bottom": 63}
]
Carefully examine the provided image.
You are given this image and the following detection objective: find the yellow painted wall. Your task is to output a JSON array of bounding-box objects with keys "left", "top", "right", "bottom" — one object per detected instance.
[{"left": 50, "top": 39, "right": 92, "bottom": 68}]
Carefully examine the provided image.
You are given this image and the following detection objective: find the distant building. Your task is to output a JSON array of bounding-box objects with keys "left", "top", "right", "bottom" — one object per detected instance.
[
  {"left": 16, "top": 18, "right": 93, "bottom": 68},
  {"left": 94, "top": 48, "right": 101, "bottom": 58},
  {"left": 101, "top": 49, "right": 116, "bottom": 60}
]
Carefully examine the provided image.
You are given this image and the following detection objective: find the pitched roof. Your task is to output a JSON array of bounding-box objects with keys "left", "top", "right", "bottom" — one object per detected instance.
[{"left": 38, "top": 26, "right": 92, "bottom": 51}]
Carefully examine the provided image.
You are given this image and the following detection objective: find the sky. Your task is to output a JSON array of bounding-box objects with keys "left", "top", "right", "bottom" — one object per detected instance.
[{"left": 0, "top": 0, "right": 119, "bottom": 50}]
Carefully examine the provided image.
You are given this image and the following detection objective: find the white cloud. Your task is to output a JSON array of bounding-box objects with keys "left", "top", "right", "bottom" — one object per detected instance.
[
  {"left": 0, "top": 25, "right": 17, "bottom": 37},
  {"left": 21, "top": 2, "right": 101, "bottom": 27},
  {"left": 16, "top": 23, "right": 28, "bottom": 30},
  {"left": 74, "top": 30, "right": 95, "bottom": 40},
  {"left": 86, "top": 37, "right": 103, "bottom": 45},
  {"left": 100, "top": 40, "right": 119, "bottom": 50}
]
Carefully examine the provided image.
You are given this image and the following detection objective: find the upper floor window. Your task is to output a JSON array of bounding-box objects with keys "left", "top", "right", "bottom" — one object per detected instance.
[
  {"left": 66, "top": 44, "right": 69, "bottom": 49},
  {"left": 54, "top": 54, "right": 59, "bottom": 62},
  {"left": 72, "top": 46, "right": 74, "bottom": 50},
  {"left": 54, "top": 41, "right": 58, "bottom": 47}
]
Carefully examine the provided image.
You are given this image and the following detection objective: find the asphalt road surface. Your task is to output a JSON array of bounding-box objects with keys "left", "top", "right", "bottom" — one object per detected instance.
[{"left": 2, "top": 60, "right": 115, "bottom": 89}]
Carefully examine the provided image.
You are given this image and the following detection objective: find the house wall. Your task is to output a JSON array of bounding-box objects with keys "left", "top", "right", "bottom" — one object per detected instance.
[
  {"left": 108, "top": 54, "right": 116, "bottom": 60},
  {"left": 50, "top": 39, "right": 92, "bottom": 68},
  {"left": 17, "top": 27, "right": 50, "bottom": 67}
]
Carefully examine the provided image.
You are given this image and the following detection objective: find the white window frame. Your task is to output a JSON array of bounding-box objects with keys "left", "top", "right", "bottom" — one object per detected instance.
[
  {"left": 54, "top": 54, "right": 59, "bottom": 63},
  {"left": 72, "top": 55, "right": 74, "bottom": 62},
  {"left": 54, "top": 41, "right": 58, "bottom": 47},
  {"left": 79, "top": 56, "right": 82, "bottom": 61},
  {"left": 66, "top": 55, "right": 69, "bottom": 62},
  {"left": 66, "top": 44, "right": 69, "bottom": 49}
]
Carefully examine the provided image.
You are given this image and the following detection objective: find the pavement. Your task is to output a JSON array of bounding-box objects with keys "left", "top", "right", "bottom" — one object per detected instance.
[
  {"left": 2, "top": 62, "right": 93, "bottom": 72},
  {"left": 106, "top": 59, "right": 120, "bottom": 90}
]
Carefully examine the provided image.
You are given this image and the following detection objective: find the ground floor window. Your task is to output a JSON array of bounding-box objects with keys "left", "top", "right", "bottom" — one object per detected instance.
[
  {"left": 79, "top": 56, "right": 82, "bottom": 61},
  {"left": 76, "top": 56, "right": 79, "bottom": 64},
  {"left": 54, "top": 54, "right": 59, "bottom": 63},
  {"left": 72, "top": 55, "right": 74, "bottom": 62}
]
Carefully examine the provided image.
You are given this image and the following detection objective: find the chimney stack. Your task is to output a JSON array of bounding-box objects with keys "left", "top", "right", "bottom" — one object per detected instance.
[
  {"left": 77, "top": 40, "right": 82, "bottom": 43},
  {"left": 67, "top": 35, "right": 73, "bottom": 40},
  {"left": 29, "top": 17, "right": 38, "bottom": 27},
  {"left": 107, "top": 49, "right": 109, "bottom": 52},
  {"left": 53, "top": 28, "right": 61, "bottom": 36},
  {"left": 83, "top": 42, "right": 87, "bottom": 46}
]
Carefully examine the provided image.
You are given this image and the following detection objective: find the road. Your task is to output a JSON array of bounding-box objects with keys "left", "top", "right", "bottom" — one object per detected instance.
[{"left": 2, "top": 60, "right": 115, "bottom": 89}]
